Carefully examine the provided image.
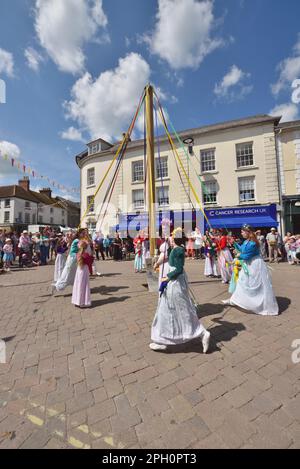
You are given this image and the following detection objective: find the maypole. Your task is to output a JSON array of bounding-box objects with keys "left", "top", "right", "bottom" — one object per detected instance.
[{"left": 145, "top": 84, "right": 156, "bottom": 256}]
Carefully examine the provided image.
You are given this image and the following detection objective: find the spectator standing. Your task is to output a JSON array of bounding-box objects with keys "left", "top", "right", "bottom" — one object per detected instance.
[
  {"left": 18, "top": 230, "right": 31, "bottom": 267},
  {"left": 266, "top": 227, "right": 279, "bottom": 263},
  {"left": 193, "top": 228, "right": 203, "bottom": 260},
  {"left": 256, "top": 230, "right": 267, "bottom": 259}
]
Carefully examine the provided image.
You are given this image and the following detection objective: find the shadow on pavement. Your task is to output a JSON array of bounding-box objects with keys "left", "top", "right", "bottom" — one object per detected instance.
[
  {"left": 161, "top": 319, "right": 246, "bottom": 354},
  {"left": 100, "top": 273, "right": 122, "bottom": 277},
  {"left": 0, "top": 335, "right": 16, "bottom": 342},
  {"left": 60, "top": 285, "right": 128, "bottom": 298},
  {"left": 196, "top": 302, "right": 229, "bottom": 318},
  {"left": 189, "top": 280, "right": 223, "bottom": 285},
  {"left": 276, "top": 296, "right": 291, "bottom": 314},
  {"left": 90, "top": 295, "right": 130, "bottom": 308},
  {"left": 91, "top": 285, "right": 128, "bottom": 295}
]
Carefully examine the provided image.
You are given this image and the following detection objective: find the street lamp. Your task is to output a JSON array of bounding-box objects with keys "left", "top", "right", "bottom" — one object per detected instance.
[{"left": 183, "top": 137, "right": 194, "bottom": 155}]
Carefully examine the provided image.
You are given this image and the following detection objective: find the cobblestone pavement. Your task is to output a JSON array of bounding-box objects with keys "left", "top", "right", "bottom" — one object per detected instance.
[{"left": 0, "top": 259, "right": 299, "bottom": 449}]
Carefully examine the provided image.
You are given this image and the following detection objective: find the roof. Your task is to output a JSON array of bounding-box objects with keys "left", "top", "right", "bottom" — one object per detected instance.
[
  {"left": 76, "top": 114, "right": 281, "bottom": 168},
  {"left": 0, "top": 185, "right": 40, "bottom": 203},
  {"left": 277, "top": 119, "right": 300, "bottom": 130},
  {"left": 29, "top": 191, "right": 62, "bottom": 207},
  {"left": 56, "top": 196, "right": 80, "bottom": 210},
  {"left": 87, "top": 137, "right": 113, "bottom": 147},
  {"left": 0, "top": 185, "right": 63, "bottom": 207}
]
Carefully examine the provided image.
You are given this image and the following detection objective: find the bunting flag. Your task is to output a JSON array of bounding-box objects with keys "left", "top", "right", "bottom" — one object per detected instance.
[{"left": 0, "top": 149, "right": 80, "bottom": 194}]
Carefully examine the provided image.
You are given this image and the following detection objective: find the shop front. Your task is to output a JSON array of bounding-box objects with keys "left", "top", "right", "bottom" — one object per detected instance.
[
  {"left": 114, "top": 209, "right": 205, "bottom": 237},
  {"left": 204, "top": 204, "right": 278, "bottom": 233},
  {"left": 283, "top": 196, "right": 300, "bottom": 234}
]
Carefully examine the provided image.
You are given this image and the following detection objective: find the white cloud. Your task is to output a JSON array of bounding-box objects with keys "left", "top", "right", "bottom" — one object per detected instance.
[
  {"left": 214, "top": 65, "right": 253, "bottom": 101},
  {"left": 271, "top": 34, "right": 300, "bottom": 95},
  {"left": 24, "top": 47, "right": 44, "bottom": 72},
  {"left": 60, "top": 126, "right": 84, "bottom": 142},
  {"left": 64, "top": 52, "right": 151, "bottom": 141},
  {"left": 34, "top": 0, "right": 108, "bottom": 74},
  {"left": 0, "top": 141, "right": 21, "bottom": 178},
  {"left": 270, "top": 103, "right": 299, "bottom": 122},
  {"left": 143, "top": 0, "right": 223, "bottom": 70},
  {"left": 0, "top": 48, "right": 14, "bottom": 77}
]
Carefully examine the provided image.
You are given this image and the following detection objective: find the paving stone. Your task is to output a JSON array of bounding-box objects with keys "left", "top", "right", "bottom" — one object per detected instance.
[{"left": 0, "top": 260, "right": 299, "bottom": 449}]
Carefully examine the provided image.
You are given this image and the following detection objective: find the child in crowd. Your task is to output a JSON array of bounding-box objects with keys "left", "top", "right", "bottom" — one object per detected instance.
[{"left": 3, "top": 239, "right": 14, "bottom": 271}]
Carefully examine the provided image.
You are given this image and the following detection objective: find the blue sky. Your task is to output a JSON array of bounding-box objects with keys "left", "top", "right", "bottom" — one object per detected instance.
[{"left": 0, "top": 0, "right": 300, "bottom": 201}]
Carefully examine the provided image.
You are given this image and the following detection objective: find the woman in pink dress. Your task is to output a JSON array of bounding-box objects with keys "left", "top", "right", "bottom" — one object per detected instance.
[{"left": 72, "top": 241, "right": 94, "bottom": 308}]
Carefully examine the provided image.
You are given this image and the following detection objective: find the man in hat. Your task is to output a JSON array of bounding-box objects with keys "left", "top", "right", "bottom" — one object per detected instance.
[{"left": 266, "top": 227, "right": 279, "bottom": 263}]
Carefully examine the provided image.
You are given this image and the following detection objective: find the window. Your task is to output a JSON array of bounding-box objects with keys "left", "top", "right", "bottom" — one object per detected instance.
[
  {"left": 25, "top": 213, "right": 30, "bottom": 224},
  {"left": 87, "top": 167, "right": 95, "bottom": 186},
  {"left": 239, "top": 177, "right": 255, "bottom": 202},
  {"left": 50, "top": 207, "right": 53, "bottom": 214},
  {"left": 157, "top": 186, "right": 169, "bottom": 206},
  {"left": 88, "top": 221, "right": 96, "bottom": 230},
  {"left": 4, "top": 211, "right": 10, "bottom": 223},
  {"left": 87, "top": 196, "right": 94, "bottom": 213},
  {"left": 62, "top": 219, "right": 65, "bottom": 226},
  {"left": 18, "top": 212, "right": 22, "bottom": 222},
  {"left": 201, "top": 149, "right": 216, "bottom": 172},
  {"left": 156, "top": 157, "right": 168, "bottom": 179},
  {"left": 236, "top": 142, "right": 254, "bottom": 168},
  {"left": 5, "top": 199, "right": 10, "bottom": 208},
  {"left": 32, "top": 214, "right": 36, "bottom": 224},
  {"left": 25, "top": 201, "right": 30, "bottom": 208},
  {"left": 89, "top": 143, "right": 99, "bottom": 155},
  {"left": 62, "top": 210, "right": 65, "bottom": 216},
  {"left": 132, "top": 189, "right": 144, "bottom": 209},
  {"left": 203, "top": 181, "right": 217, "bottom": 204},
  {"left": 132, "top": 161, "right": 144, "bottom": 182},
  {"left": 50, "top": 217, "right": 54, "bottom": 224}
]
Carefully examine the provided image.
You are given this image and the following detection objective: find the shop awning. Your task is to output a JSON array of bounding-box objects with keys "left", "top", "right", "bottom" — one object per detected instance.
[{"left": 207, "top": 216, "right": 278, "bottom": 229}]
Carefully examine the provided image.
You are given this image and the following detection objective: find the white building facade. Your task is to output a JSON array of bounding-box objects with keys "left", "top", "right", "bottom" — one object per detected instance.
[
  {"left": 76, "top": 114, "right": 282, "bottom": 235},
  {"left": 0, "top": 178, "right": 66, "bottom": 231}
]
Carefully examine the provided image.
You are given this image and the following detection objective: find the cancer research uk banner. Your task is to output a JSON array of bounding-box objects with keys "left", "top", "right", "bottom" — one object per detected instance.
[{"left": 205, "top": 204, "right": 277, "bottom": 224}]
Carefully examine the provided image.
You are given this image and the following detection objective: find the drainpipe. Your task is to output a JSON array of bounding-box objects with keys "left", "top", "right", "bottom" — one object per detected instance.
[{"left": 274, "top": 127, "right": 284, "bottom": 235}]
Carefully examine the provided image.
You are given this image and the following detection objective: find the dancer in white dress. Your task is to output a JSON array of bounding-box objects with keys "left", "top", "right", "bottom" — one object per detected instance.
[
  {"left": 216, "top": 230, "right": 233, "bottom": 284},
  {"left": 153, "top": 238, "right": 170, "bottom": 287},
  {"left": 222, "top": 225, "right": 279, "bottom": 316},
  {"left": 203, "top": 231, "right": 219, "bottom": 277},
  {"left": 53, "top": 229, "right": 86, "bottom": 292},
  {"left": 53, "top": 234, "right": 68, "bottom": 282},
  {"left": 150, "top": 228, "right": 211, "bottom": 352}
]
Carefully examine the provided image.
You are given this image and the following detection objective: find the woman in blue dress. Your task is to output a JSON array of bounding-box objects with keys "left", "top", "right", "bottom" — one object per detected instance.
[{"left": 222, "top": 225, "right": 278, "bottom": 315}]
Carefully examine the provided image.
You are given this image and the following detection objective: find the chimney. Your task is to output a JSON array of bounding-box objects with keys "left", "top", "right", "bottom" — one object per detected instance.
[
  {"left": 40, "top": 188, "right": 52, "bottom": 198},
  {"left": 19, "top": 177, "right": 30, "bottom": 191}
]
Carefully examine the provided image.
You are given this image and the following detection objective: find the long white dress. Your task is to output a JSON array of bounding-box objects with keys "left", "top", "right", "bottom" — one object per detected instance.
[
  {"left": 157, "top": 242, "right": 170, "bottom": 286},
  {"left": 54, "top": 253, "right": 66, "bottom": 282},
  {"left": 218, "top": 248, "right": 233, "bottom": 282},
  {"left": 204, "top": 252, "right": 219, "bottom": 277},
  {"left": 54, "top": 239, "right": 79, "bottom": 291},
  {"left": 230, "top": 241, "right": 278, "bottom": 316},
  {"left": 151, "top": 247, "right": 205, "bottom": 345}
]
